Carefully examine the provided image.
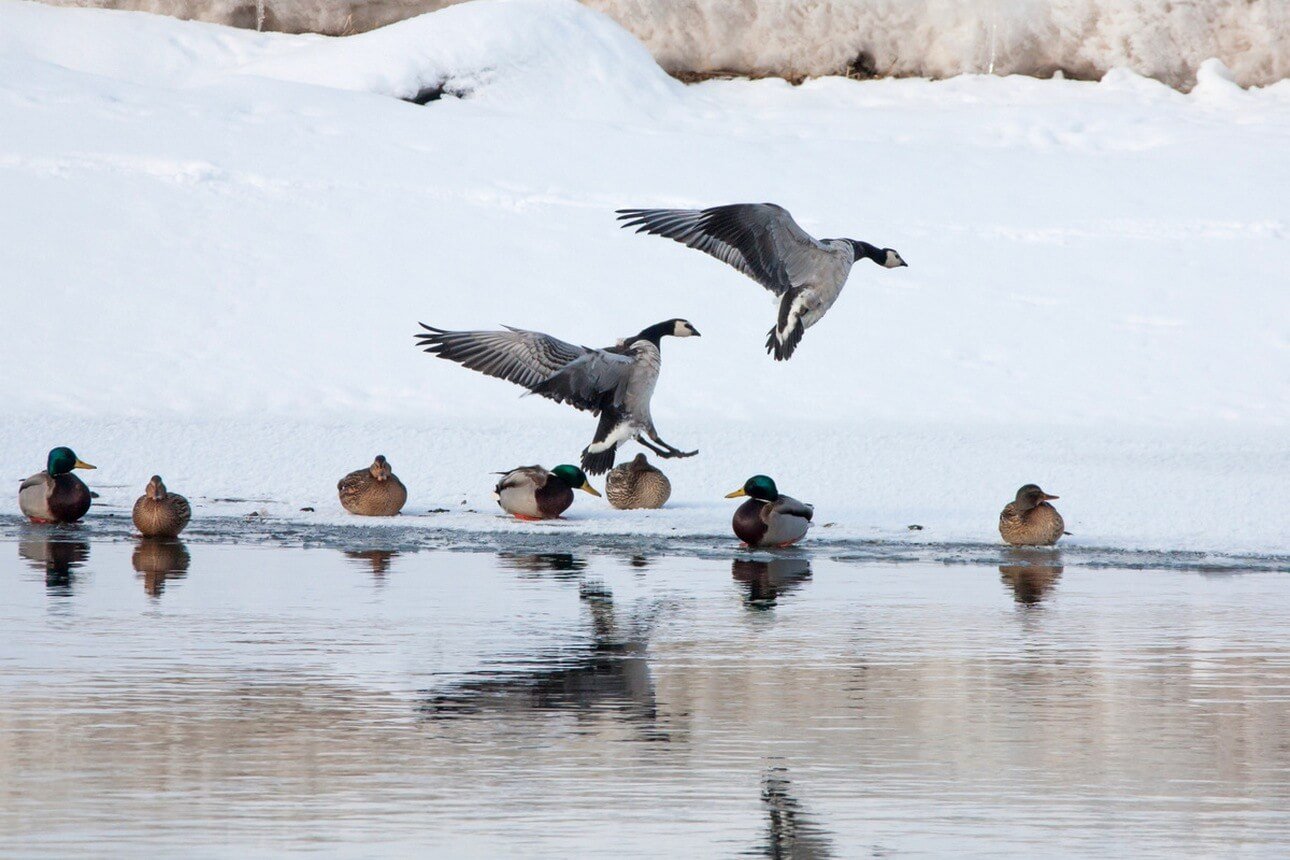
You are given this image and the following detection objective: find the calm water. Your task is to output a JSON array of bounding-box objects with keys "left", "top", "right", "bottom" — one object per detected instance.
[{"left": 2, "top": 530, "right": 1288, "bottom": 857}]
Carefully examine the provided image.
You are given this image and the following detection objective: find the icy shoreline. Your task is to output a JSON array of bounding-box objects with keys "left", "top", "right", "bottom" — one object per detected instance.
[{"left": 3, "top": 0, "right": 1287, "bottom": 561}]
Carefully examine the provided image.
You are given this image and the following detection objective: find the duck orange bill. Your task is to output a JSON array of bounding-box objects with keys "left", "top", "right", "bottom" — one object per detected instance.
[
  {"left": 580, "top": 481, "right": 602, "bottom": 497},
  {"left": 74, "top": 460, "right": 96, "bottom": 470},
  {"left": 724, "top": 488, "right": 747, "bottom": 498},
  {"left": 1042, "top": 493, "right": 1059, "bottom": 500}
]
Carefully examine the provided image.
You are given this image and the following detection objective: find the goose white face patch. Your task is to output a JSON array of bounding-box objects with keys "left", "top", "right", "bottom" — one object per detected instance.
[
  {"left": 672, "top": 320, "right": 698, "bottom": 337},
  {"left": 883, "top": 250, "right": 907, "bottom": 268}
]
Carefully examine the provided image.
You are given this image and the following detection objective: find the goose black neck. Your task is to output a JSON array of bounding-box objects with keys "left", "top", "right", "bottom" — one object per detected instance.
[
  {"left": 634, "top": 320, "right": 675, "bottom": 346},
  {"left": 848, "top": 240, "right": 883, "bottom": 265}
]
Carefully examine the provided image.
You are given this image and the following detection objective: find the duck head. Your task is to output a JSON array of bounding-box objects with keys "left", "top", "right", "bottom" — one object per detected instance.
[
  {"left": 145, "top": 475, "right": 168, "bottom": 500},
  {"left": 1014, "top": 483, "right": 1059, "bottom": 511},
  {"left": 847, "top": 240, "right": 907, "bottom": 269},
  {"left": 726, "top": 475, "right": 780, "bottom": 502},
  {"left": 369, "top": 455, "right": 394, "bottom": 481},
  {"left": 47, "top": 447, "right": 95, "bottom": 476},
  {"left": 552, "top": 464, "right": 601, "bottom": 497}
]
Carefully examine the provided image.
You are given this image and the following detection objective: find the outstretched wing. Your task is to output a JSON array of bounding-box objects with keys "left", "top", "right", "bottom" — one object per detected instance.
[
  {"left": 416, "top": 323, "right": 587, "bottom": 388},
  {"left": 415, "top": 324, "right": 628, "bottom": 413},
  {"left": 530, "top": 349, "right": 634, "bottom": 413},
  {"left": 616, "top": 203, "right": 822, "bottom": 296}
]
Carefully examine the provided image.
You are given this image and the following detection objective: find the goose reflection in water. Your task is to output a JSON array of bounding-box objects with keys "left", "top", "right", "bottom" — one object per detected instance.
[
  {"left": 19, "top": 531, "right": 90, "bottom": 595},
  {"left": 342, "top": 549, "right": 401, "bottom": 578},
  {"left": 132, "top": 539, "right": 191, "bottom": 597},
  {"left": 999, "top": 547, "right": 1064, "bottom": 606},
  {"left": 420, "top": 580, "right": 665, "bottom": 737},
  {"left": 732, "top": 557, "right": 813, "bottom": 609},
  {"left": 750, "top": 767, "right": 835, "bottom": 859}
]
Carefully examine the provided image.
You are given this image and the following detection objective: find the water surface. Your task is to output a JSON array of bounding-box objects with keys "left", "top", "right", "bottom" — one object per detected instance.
[{"left": 2, "top": 531, "right": 1288, "bottom": 856}]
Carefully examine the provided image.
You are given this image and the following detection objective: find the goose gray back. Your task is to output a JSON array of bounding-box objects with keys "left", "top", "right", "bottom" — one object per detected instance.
[{"left": 617, "top": 203, "right": 906, "bottom": 360}]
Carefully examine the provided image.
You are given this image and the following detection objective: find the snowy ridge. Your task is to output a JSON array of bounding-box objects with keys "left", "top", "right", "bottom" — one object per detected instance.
[
  {"left": 31, "top": 0, "right": 1290, "bottom": 89},
  {"left": 1, "top": 0, "right": 1287, "bottom": 555}
]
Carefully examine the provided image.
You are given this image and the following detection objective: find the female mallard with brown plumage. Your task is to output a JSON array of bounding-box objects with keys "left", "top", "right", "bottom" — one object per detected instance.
[
  {"left": 132, "top": 475, "right": 192, "bottom": 538},
  {"left": 19, "top": 447, "right": 95, "bottom": 524},
  {"left": 494, "top": 465, "right": 600, "bottom": 520},
  {"left": 605, "top": 453, "right": 671, "bottom": 510},
  {"left": 998, "top": 484, "right": 1065, "bottom": 546},
  {"left": 338, "top": 455, "right": 408, "bottom": 516},
  {"left": 725, "top": 475, "right": 814, "bottom": 548}
]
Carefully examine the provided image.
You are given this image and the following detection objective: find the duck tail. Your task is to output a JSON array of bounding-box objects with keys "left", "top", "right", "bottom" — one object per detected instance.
[{"left": 580, "top": 445, "right": 616, "bottom": 476}]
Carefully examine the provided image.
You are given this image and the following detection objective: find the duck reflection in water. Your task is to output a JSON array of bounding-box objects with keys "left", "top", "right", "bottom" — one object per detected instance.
[
  {"left": 132, "top": 539, "right": 191, "bottom": 597},
  {"left": 496, "top": 552, "right": 589, "bottom": 579},
  {"left": 420, "top": 581, "right": 664, "bottom": 737},
  {"left": 754, "top": 766, "right": 834, "bottom": 859},
  {"left": 19, "top": 531, "right": 90, "bottom": 595},
  {"left": 343, "top": 549, "right": 401, "bottom": 579},
  {"left": 732, "top": 557, "right": 813, "bottom": 609},
  {"left": 999, "top": 547, "right": 1064, "bottom": 606}
]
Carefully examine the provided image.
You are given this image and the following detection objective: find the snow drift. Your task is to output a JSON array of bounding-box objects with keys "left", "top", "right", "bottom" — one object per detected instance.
[
  {"left": 1, "top": 0, "right": 1288, "bottom": 555},
  {"left": 37, "top": 0, "right": 1290, "bottom": 88}
]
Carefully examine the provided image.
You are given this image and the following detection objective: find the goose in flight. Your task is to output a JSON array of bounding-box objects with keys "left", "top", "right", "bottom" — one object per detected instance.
[
  {"left": 616, "top": 203, "right": 906, "bottom": 360},
  {"left": 414, "top": 319, "right": 700, "bottom": 474}
]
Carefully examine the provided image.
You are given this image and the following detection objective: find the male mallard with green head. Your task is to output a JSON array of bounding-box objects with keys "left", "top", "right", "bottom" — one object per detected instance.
[
  {"left": 998, "top": 484, "right": 1065, "bottom": 546},
  {"left": 494, "top": 465, "right": 600, "bottom": 520},
  {"left": 132, "top": 475, "right": 192, "bottom": 538},
  {"left": 725, "top": 475, "right": 813, "bottom": 548},
  {"left": 338, "top": 455, "right": 408, "bottom": 516},
  {"left": 19, "top": 447, "right": 95, "bottom": 524},
  {"left": 605, "top": 453, "right": 671, "bottom": 510}
]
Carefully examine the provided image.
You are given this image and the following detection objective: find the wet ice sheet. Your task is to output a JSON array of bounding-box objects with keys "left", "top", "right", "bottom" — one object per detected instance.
[{"left": 2, "top": 536, "right": 1289, "bottom": 857}]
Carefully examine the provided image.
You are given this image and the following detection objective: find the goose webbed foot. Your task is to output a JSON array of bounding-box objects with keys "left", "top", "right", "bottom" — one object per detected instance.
[{"left": 642, "top": 439, "right": 697, "bottom": 459}]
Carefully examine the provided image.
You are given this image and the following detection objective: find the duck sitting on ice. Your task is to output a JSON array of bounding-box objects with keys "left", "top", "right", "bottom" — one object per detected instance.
[
  {"left": 494, "top": 465, "right": 600, "bottom": 520},
  {"left": 725, "top": 475, "right": 814, "bottom": 547},
  {"left": 133, "top": 475, "right": 192, "bottom": 538},
  {"left": 338, "top": 455, "right": 408, "bottom": 516},
  {"left": 998, "top": 484, "right": 1065, "bottom": 546},
  {"left": 19, "top": 447, "right": 95, "bottom": 524},
  {"left": 605, "top": 453, "right": 671, "bottom": 510}
]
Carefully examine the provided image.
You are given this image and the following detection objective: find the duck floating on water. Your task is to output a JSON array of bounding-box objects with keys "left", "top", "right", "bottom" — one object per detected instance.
[
  {"left": 338, "top": 455, "right": 407, "bottom": 516},
  {"left": 132, "top": 475, "right": 192, "bottom": 538},
  {"left": 415, "top": 319, "right": 700, "bottom": 474},
  {"left": 998, "top": 484, "right": 1065, "bottom": 546},
  {"left": 617, "top": 203, "right": 905, "bottom": 360},
  {"left": 725, "top": 475, "right": 814, "bottom": 547},
  {"left": 605, "top": 453, "right": 671, "bottom": 510},
  {"left": 494, "top": 465, "right": 600, "bottom": 520},
  {"left": 19, "top": 447, "right": 95, "bottom": 524}
]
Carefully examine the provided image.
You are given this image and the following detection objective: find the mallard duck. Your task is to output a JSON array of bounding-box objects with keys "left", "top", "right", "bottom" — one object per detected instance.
[
  {"left": 338, "top": 455, "right": 407, "bottom": 516},
  {"left": 415, "top": 319, "right": 700, "bottom": 474},
  {"left": 132, "top": 475, "right": 192, "bottom": 538},
  {"left": 18, "top": 447, "right": 95, "bottom": 524},
  {"left": 605, "top": 453, "right": 671, "bottom": 510},
  {"left": 494, "top": 465, "right": 600, "bottom": 520},
  {"left": 999, "top": 484, "right": 1065, "bottom": 546},
  {"left": 617, "top": 204, "right": 906, "bottom": 360},
  {"left": 725, "top": 475, "right": 814, "bottom": 547}
]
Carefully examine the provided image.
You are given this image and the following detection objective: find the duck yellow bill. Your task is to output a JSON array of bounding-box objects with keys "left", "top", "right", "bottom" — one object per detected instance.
[
  {"left": 580, "top": 481, "right": 602, "bottom": 497},
  {"left": 74, "top": 460, "right": 96, "bottom": 470},
  {"left": 725, "top": 488, "right": 747, "bottom": 498}
]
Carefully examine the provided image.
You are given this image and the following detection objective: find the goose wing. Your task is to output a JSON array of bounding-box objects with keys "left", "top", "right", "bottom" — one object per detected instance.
[
  {"left": 617, "top": 203, "right": 822, "bottom": 296},
  {"left": 529, "top": 349, "right": 634, "bottom": 413},
  {"left": 415, "top": 324, "right": 631, "bottom": 414}
]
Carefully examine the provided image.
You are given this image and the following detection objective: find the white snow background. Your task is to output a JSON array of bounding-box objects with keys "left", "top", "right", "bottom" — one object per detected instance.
[{"left": 1, "top": 0, "right": 1287, "bottom": 554}]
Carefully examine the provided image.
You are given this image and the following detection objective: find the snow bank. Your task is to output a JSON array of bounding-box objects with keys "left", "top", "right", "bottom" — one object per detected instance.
[
  {"left": 1, "top": 0, "right": 1288, "bottom": 554},
  {"left": 36, "top": 0, "right": 1290, "bottom": 88},
  {"left": 3, "top": 0, "right": 678, "bottom": 114}
]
